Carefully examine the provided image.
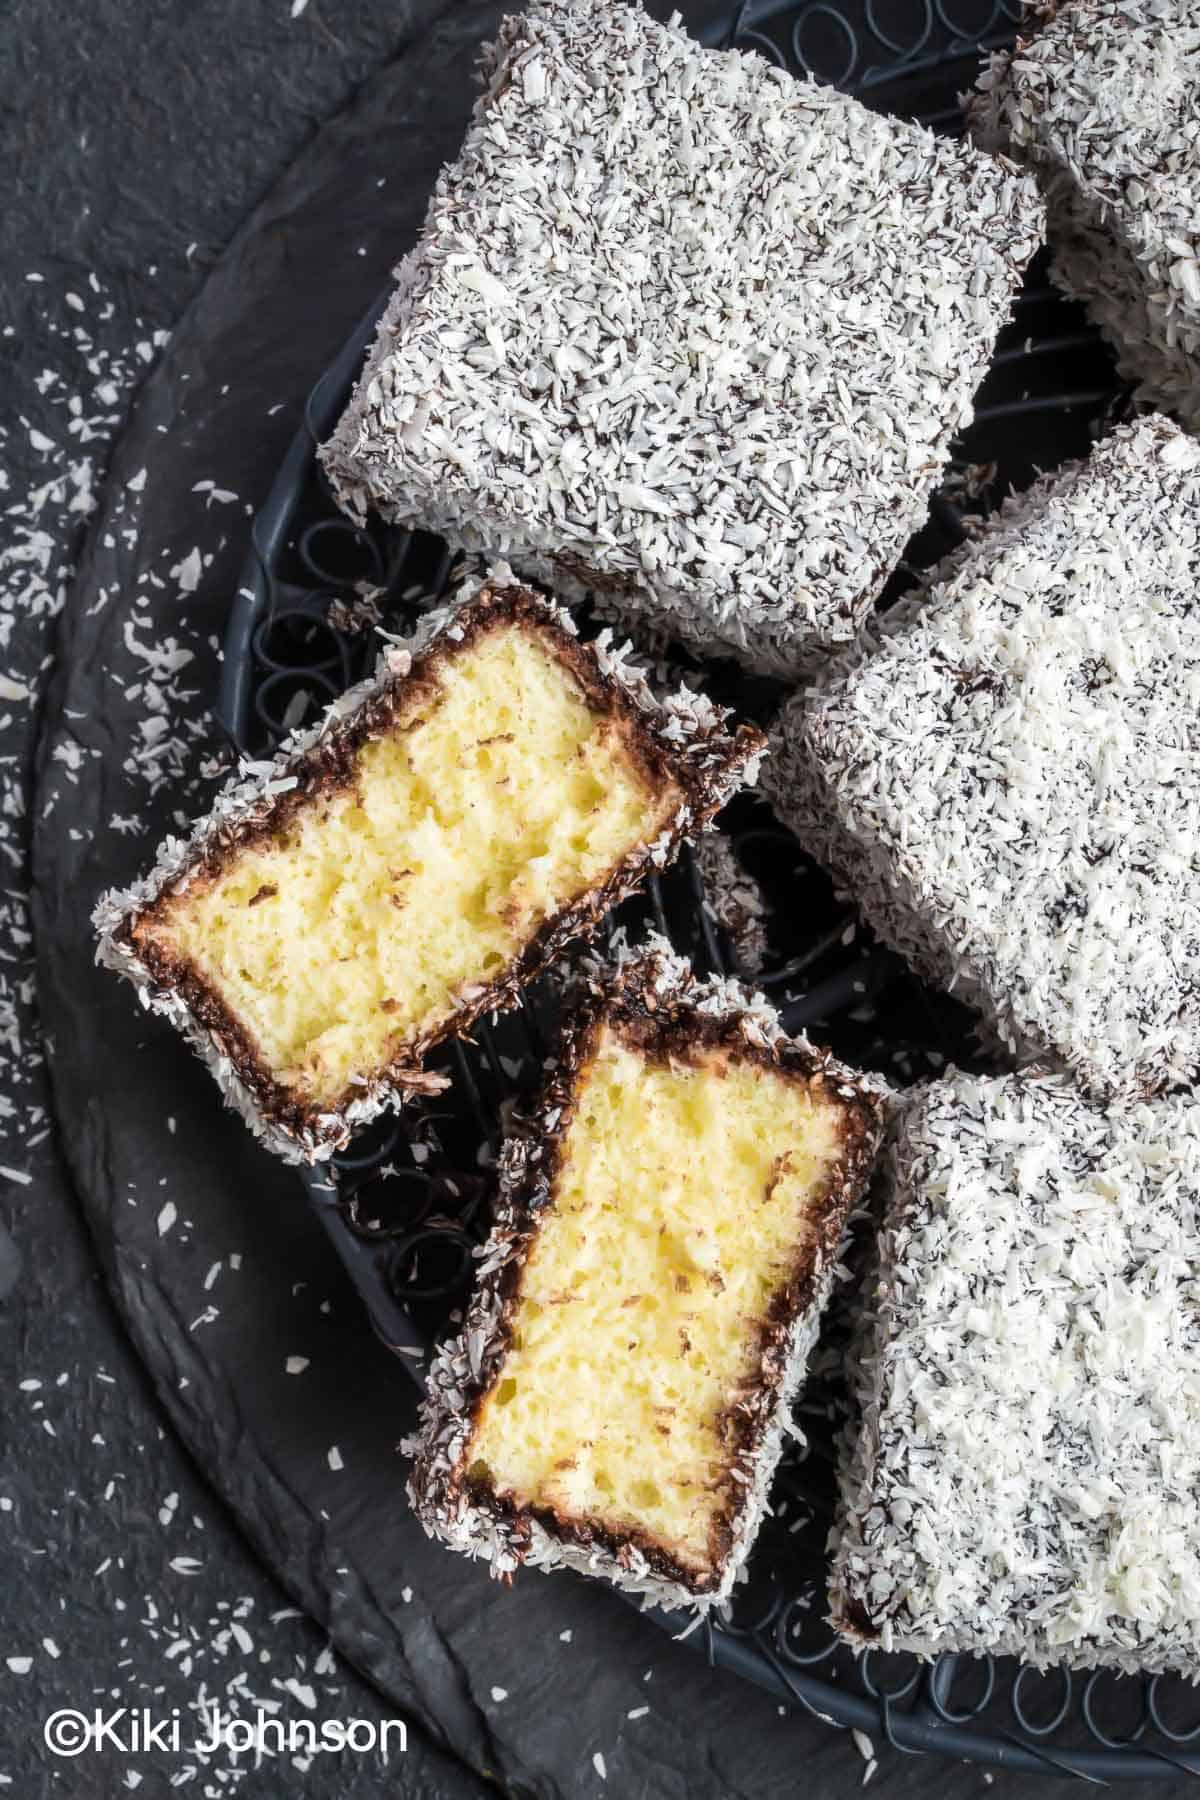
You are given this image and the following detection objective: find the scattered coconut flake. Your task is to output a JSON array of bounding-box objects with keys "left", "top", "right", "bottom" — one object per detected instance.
[{"left": 170, "top": 547, "right": 203, "bottom": 594}]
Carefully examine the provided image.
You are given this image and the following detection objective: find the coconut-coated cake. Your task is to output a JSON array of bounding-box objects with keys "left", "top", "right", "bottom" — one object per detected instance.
[
  {"left": 766, "top": 415, "right": 1200, "bottom": 1104},
  {"left": 407, "top": 942, "right": 888, "bottom": 1609},
  {"left": 972, "top": 0, "right": 1200, "bottom": 428},
  {"left": 321, "top": 0, "right": 1043, "bottom": 675},
  {"left": 94, "top": 577, "right": 762, "bottom": 1163},
  {"left": 833, "top": 1067, "right": 1200, "bottom": 1676}
]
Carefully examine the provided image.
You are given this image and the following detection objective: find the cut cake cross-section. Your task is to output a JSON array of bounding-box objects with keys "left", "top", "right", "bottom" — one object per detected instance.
[
  {"left": 407, "top": 942, "right": 889, "bottom": 1609},
  {"left": 94, "top": 578, "right": 763, "bottom": 1162}
]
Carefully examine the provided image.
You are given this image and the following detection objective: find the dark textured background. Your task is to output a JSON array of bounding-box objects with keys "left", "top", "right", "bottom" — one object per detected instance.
[{"left": 2, "top": 1, "right": 1194, "bottom": 1795}]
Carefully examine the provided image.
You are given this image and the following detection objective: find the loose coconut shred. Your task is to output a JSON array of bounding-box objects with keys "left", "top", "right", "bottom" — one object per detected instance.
[
  {"left": 766, "top": 416, "right": 1200, "bottom": 1104},
  {"left": 832, "top": 1068, "right": 1200, "bottom": 1677},
  {"left": 321, "top": 0, "right": 1043, "bottom": 676},
  {"left": 971, "top": 0, "right": 1200, "bottom": 428}
]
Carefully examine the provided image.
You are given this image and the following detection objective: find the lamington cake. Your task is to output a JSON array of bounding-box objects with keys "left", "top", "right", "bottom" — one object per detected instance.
[
  {"left": 972, "top": 0, "right": 1200, "bottom": 428},
  {"left": 320, "top": 0, "right": 1044, "bottom": 676},
  {"left": 832, "top": 1068, "right": 1200, "bottom": 1676},
  {"left": 407, "top": 942, "right": 889, "bottom": 1609},
  {"left": 765, "top": 415, "right": 1200, "bottom": 1103},
  {"left": 94, "top": 578, "right": 763, "bottom": 1163}
]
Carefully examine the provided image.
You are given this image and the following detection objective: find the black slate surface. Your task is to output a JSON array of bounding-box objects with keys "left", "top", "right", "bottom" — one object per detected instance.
[{"left": 9, "top": 0, "right": 1197, "bottom": 1794}]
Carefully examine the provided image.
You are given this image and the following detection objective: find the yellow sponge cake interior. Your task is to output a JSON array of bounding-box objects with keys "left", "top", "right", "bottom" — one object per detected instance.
[
  {"left": 465, "top": 1016, "right": 851, "bottom": 1583},
  {"left": 129, "top": 614, "right": 681, "bottom": 1113}
]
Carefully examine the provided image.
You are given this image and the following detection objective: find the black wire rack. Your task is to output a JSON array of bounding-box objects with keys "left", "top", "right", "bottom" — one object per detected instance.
[{"left": 212, "top": 0, "right": 1200, "bottom": 1779}]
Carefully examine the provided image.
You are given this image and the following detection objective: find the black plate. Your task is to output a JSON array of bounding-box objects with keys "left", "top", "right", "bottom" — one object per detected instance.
[{"left": 214, "top": 1, "right": 1200, "bottom": 1779}]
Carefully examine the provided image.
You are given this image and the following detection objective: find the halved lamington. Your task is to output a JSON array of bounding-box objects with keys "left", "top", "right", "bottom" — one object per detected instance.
[
  {"left": 972, "top": 0, "right": 1200, "bottom": 427},
  {"left": 94, "top": 578, "right": 763, "bottom": 1163},
  {"left": 407, "top": 942, "right": 888, "bottom": 1609},
  {"left": 320, "top": 0, "right": 1043, "bottom": 676},
  {"left": 765, "top": 415, "right": 1200, "bottom": 1103},
  {"left": 832, "top": 1068, "right": 1200, "bottom": 1675}
]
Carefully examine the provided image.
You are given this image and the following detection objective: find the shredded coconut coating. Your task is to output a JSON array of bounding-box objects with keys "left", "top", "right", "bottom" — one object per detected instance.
[
  {"left": 692, "top": 829, "right": 770, "bottom": 977},
  {"left": 832, "top": 1067, "right": 1200, "bottom": 1676},
  {"left": 766, "top": 415, "right": 1200, "bottom": 1103},
  {"left": 93, "top": 571, "right": 762, "bottom": 1164},
  {"left": 972, "top": 0, "right": 1200, "bottom": 428},
  {"left": 405, "top": 937, "right": 891, "bottom": 1611},
  {"left": 320, "top": 0, "right": 1043, "bottom": 676}
]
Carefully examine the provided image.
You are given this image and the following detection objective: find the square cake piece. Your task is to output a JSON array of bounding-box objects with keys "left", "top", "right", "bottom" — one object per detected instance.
[
  {"left": 94, "top": 577, "right": 763, "bottom": 1163},
  {"left": 320, "top": 0, "right": 1043, "bottom": 675},
  {"left": 765, "top": 415, "right": 1200, "bottom": 1103},
  {"left": 972, "top": 0, "right": 1200, "bottom": 427},
  {"left": 407, "top": 942, "right": 888, "bottom": 1608},
  {"left": 832, "top": 1068, "right": 1200, "bottom": 1675}
]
